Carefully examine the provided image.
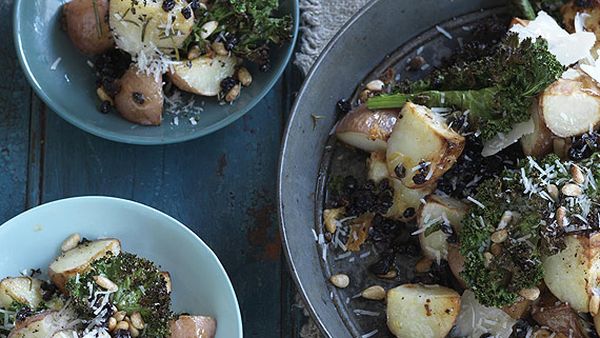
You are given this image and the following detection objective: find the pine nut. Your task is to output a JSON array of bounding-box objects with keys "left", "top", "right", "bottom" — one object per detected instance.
[
  {"left": 330, "top": 274, "right": 350, "bottom": 288},
  {"left": 225, "top": 84, "right": 241, "bottom": 102},
  {"left": 490, "top": 243, "right": 502, "bottom": 256},
  {"left": 519, "top": 287, "right": 540, "bottom": 301},
  {"left": 547, "top": 184, "right": 559, "bottom": 201},
  {"left": 200, "top": 21, "right": 218, "bottom": 39},
  {"left": 591, "top": 294, "right": 600, "bottom": 316},
  {"left": 366, "top": 80, "right": 385, "bottom": 92},
  {"left": 361, "top": 285, "right": 386, "bottom": 300},
  {"left": 108, "top": 317, "right": 117, "bottom": 331},
  {"left": 115, "top": 321, "right": 129, "bottom": 331},
  {"left": 359, "top": 89, "right": 372, "bottom": 102},
  {"left": 571, "top": 164, "right": 585, "bottom": 184},
  {"left": 483, "top": 252, "right": 493, "bottom": 268},
  {"left": 497, "top": 211, "right": 513, "bottom": 229},
  {"left": 556, "top": 206, "right": 567, "bottom": 227},
  {"left": 61, "top": 233, "right": 81, "bottom": 252},
  {"left": 211, "top": 42, "right": 228, "bottom": 56},
  {"left": 114, "top": 311, "right": 126, "bottom": 322},
  {"left": 96, "top": 87, "right": 113, "bottom": 105},
  {"left": 130, "top": 312, "right": 145, "bottom": 330},
  {"left": 562, "top": 183, "right": 582, "bottom": 197},
  {"left": 491, "top": 229, "right": 508, "bottom": 243},
  {"left": 187, "top": 45, "right": 202, "bottom": 60},
  {"left": 378, "top": 270, "right": 397, "bottom": 279},
  {"left": 415, "top": 257, "right": 433, "bottom": 273},
  {"left": 93, "top": 275, "right": 118, "bottom": 292},
  {"left": 130, "top": 326, "right": 140, "bottom": 337},
  {"left": 323, "top": 208, "right": 343, "bottom": 234},
  {"left": 237, "top": 67, "right": 252, "bottom": 87}
]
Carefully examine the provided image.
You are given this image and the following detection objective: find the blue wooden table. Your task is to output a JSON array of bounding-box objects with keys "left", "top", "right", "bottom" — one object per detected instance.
[{"left": 0, "top": 0, "right": 307, "bottom": 336}]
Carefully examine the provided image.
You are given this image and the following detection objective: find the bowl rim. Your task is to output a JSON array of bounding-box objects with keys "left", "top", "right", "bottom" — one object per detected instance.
[
  {"left": 12, "top": 0, "right": 299, "bottom": 145},
  {"left": 0, "top": 196, "right": 243, "bottom": 337}
]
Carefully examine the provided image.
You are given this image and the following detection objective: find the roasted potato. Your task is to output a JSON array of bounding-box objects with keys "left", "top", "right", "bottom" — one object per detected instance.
[
  {"left": 532, "top": 292, "right": 590, "bottom": 338},
  {"left": 0, "top": 277, "right": 43, "bottom": 310},
  {"left": 170, "top": 56, "right": 238, "bottom": 97},
  {"left": 543, "top": 233, "right": 600, "bottom": 313},
  {"left": 49, "top": 238, "right": 120, "bottom": 292},
  {"left": 387, "top": 284, "right": 460, "bottom": 338},
  {"left": 109, "top": 0, "right": 194, "bottom": 55},
  {"left": 367, "top": 152, "right": 389, "bottom": 183},
  {"left": 335, "top": 105, "right": 400, "bottom": 153},
  {"left": 8, "top": 310, "right": 76, "bottom": 338},
  {"left": 63, "top": 0, "right": 114, "bottom": 55},
  {"left": 454, "top": 290, "right": 517, "bottom": 338},
  {"left": 502, "top": 298, "right": 531, "bottom": 320},
  {"left": 169, "top": 315, "right": 217, "bottom": 338},
  {"left": 417, "top": 195, "right": 467, "bottom": 262},
  {"left": 521, "top": 99, "right": 554, "bottom": 157},
  {"left": 541, "top": 73, "right": 600, "bottom": 138},
  {"left": 115, "top": 66, "right": 164, "bottom": 126},
  {"left": 386, "top": 179, "right": 435, "bottom": 222},
  {"left": 386, "top": 103, "right": 465, "bottom": 188}
]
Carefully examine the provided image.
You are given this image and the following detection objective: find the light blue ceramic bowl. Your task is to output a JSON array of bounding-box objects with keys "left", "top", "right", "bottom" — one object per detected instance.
[
  {"left": 13, "top": 0, "right": 298, "bottom": 145},
  {"left": 0, "top": 196, "right": 242, "bottom": 338}
]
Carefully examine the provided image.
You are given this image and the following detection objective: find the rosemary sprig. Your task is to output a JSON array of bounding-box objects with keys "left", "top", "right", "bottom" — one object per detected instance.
[{"left": 91, "top": 0, "right": 102, "bottom": 38}]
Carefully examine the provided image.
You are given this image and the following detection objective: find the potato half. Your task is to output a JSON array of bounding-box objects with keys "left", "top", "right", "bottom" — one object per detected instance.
[
  {"left": 0, "top": 277, "right": 43, "bottom": 310},
  {"left": 115, "top": 66, "right": 164, "bottom": 126},
  {"left": 109, "top": 0, "right": 194, "bottom": 55},
  {"left": 171, "top": 56, "right": 238, "bottom": 97},
  {"left": 169, "top": 315, "right": 217, "bottom": 338},
  {"left": 521, "top": 98, "right": 554, "bottom": 158},
  {"left": 543, "top": 233, "right": 600, "bottom": 313},
  {"left": 386, "top": 103, "right": 465, "bottom": 188},
  {"left": 335, "top": 105, "right": 400, "bottom": 153},
  {"left": 49, "top": 238, "right": 121, "bottom": 292},
  {"left": 8, "top": 310, "right": 76, "bottom": 338},
  {"left": 387, "top": 284, "right": 460, "bottom": 338},
  {"left": 417, "top": 195, "right": 467, "bottom": 263},
  {"left": 386, "top": 179, "right": 435, "bottom": 222},
  {"left": 532, "top": 292, "right": 589, "bottom": 338},
  {"left": 63, "top": 0, "right": 114, "bottom": 55},
  {"left": 541, "top": 74, "right": 600, "bottom": 138}
]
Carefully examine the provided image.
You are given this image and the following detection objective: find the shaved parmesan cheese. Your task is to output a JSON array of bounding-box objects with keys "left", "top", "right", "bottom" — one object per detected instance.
[
  {"left": 510, "top": 11, "right": 596, "bottom": 66},
  {"left": 482, "top": 118, "right": 535, "bottom": 157},
  {"left": 575, "top": 12, "right": 591, "bottom": 34},
  {"left": 581, "top": 57, "right": 600, "bottom": 84}
]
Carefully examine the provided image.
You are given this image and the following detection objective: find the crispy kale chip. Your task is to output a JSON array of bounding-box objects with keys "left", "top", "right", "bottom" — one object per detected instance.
[
  {"left": 184, "top": 0, "right": 292, "bottom": 67},
  {"left": 66, "top": 253, "right": 172, "bottom": 337},
  {"left": 367, "top": 34, "right": 564, "bottom": 141}
]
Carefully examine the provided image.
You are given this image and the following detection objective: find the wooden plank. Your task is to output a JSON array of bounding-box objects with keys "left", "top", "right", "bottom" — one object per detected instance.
[
  {"left": 41, "top": 82, "right": 286, "bottom": 337},
  {"left": 0, "top": 0, "right": 33, "bottom": 221}
]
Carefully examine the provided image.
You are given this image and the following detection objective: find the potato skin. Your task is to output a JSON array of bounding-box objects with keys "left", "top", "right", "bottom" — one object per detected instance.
[
  {"left": 63, "top": 0, "right": 114, "bottom": 55},
  {"left": 532, "top": 292, "right": 589, "bottom": 338},
  {"left": 115, "top": 67, "right": 164, "bottom": 126},
  {"left": 543, "top": 233, "right": 600, "bottom": 313},
  {"left": 169, "top": 315, "right": 217, "bottom": 338},
  {"left": 387, "top": 284, "right": 460, "bottom": 338}
]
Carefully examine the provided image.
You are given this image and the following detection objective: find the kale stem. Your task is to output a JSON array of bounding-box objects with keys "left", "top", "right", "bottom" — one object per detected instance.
[{"left": 367, "top": 87, "right": 498, "bottom": 119}]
